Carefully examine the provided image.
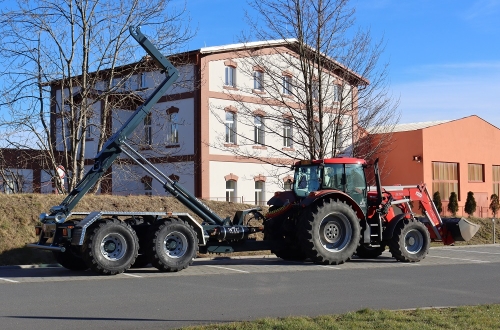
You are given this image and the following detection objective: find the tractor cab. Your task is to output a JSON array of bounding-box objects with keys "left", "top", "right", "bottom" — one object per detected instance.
[{"left": 292, "top": 158, "right": 368, "bottom": 213}]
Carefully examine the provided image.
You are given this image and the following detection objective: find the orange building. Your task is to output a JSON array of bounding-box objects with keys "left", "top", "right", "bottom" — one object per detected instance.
[{"left": 371, "top": 115, "right": 500, "bottom": 217}]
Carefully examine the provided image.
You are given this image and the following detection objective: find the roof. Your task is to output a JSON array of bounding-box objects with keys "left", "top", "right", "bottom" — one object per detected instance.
[
  {"left": 371, "top": 120, "right": 452, "bottom": 134},
  {"left": 199, "top": 39, "right": 298, "bottom": 54},
  {"left": 199, "top": 38, "right": 367, "bottom": 84}
]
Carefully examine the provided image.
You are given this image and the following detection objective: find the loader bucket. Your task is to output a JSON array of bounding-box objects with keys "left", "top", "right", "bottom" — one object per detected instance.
[{"left": 442, "top": 217, "right": 481, "bottom": 242}]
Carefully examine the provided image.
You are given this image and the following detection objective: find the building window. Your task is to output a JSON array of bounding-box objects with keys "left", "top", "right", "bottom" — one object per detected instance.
[
  {"left": 225, "top": 66, "right": 236, "bottom": 87},
  {"left": 167, "top": 113, "right": 179, "bottom": 144},
  {"left": 312, "top": 81, "right": 319, "bottom": 99},
  {"left": 334, "top": 121, "right": 343, "bottom": 152},
  {"left": 141, "top": 176, "right": 153, "bottom": 196},
  {"left": 144, "top": 113, "right": 152, "bottom": 146},
  {"left": 140, "top": 72, "right": 147, "bottom": 89},
  {"left": 468, "top": 163, "right": 484, "bottom": 182},
  {"left": 493, "top": 165, "right": 500, "bottom": 196},
  {"left": 226, "top": 180, "right": 237, "bottom": 202},
  {"left": 432, "top": 162, "right": 459, "bottom": 201},
  {"left": 283, "top": 118, "right": 292, "bottom": 147},
  {"left": 254, "top": 116, "right": 264, "bottom": 145},
  {"left": 282, "top": 76, "right": 292, "bottom": 95},
  {"left": 334, "top": 84, "right": 341, "bottom": 102},
  {"left": 2, "top": 174, "right": 23, "bottom": 194},
  {"left": 225, "top": 111, "right": 237, "bottom": 144},
  {"left": 253, "top": 70, "right": 264, "bottom": 91},
  {"left": 255, "top": 181, "right": 265, "bottom": 206}
]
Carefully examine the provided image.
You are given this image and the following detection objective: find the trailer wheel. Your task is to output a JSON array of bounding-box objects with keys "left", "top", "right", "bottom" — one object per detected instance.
[
  {"left": 388, "top": 219, "right": 430, "bottom": 262},
  {"left": 82, "top": 219, "right": 139, "bottom": 275},
  {"left": 355, "top": 244, "right": 386, "bottom": 259},
  {"left": 299, "top": 199, "right": 360, "bottom": 265},
  {"left": 149, "top": 218, "right": 198, "bottom": 272},
  {"left": 53, "top": 247, "right": 88, "bottom": 271}
]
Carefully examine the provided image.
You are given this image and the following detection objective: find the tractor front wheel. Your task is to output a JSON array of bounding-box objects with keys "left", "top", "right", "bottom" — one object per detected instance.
[
  {"left": 299, "top": 199, "right": 360, "bottom": 265},
  {"left": 82, "top": 219, "right": 139, "bottom": 275},
  {"left": 149, "top": 218, "right": 198, "bottom": 272},
  {"left": 388, "top": 219, "right": 430, "bottom": 262}
]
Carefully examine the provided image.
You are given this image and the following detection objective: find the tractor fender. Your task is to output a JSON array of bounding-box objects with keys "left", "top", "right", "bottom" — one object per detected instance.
[
  {"left": 267, "top": 190, "right": 297, "bottom": 207},
  {"left": 382, "top": 213, "right": 410, "bottom": 240},
  {"left": 301, "top": 190, "right": 365, "bottom": 220}
]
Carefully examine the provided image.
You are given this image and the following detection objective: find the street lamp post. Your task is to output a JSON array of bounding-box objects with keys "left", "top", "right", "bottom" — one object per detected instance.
[{"left": 493, "top": 218, "right": 496, "bottom": 244}]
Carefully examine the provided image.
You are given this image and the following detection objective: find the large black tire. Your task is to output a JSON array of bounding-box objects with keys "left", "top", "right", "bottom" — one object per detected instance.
[
  {"left": 149, "top": 218, "right": 198, "bottom": 272},
  {"left": 264, "top": 211, "right": 307, "bottom": 261},
  {"left": 298, "top": 199, "right": 360, "bottom": 265},
  {"left": 82, "top": 219, "right": 139, "bottom": 275},
  {"left": 355, "top": 244, "right": 386, "bottom": 259},
  {"left": 53, "top": 247, "right": 89, "bottom": 271},
  {"left": 388, "top": 219, "right": 430, "bottom": 262}
]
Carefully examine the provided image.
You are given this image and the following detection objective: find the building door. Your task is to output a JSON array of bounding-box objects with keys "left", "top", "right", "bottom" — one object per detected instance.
[{"left": 474, "top": 192, "right": 488, "bottom": 217}]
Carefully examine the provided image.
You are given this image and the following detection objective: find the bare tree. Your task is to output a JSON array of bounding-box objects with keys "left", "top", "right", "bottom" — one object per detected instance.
[
  {"left": 211, "top": 0, "right": 398, "bottom": 175},
  {"left": 0, "top": 0, "right": 193, "bottom": 192}
]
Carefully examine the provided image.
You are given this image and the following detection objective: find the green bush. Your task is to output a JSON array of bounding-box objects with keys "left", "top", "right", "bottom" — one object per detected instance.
[
  {"left": 464, "top": 191, "right": 477, "bottom": 217},
  {"left": 490, "top": 194, "right": 500, "bottom": 218},
  {"left": 448, "top": 192, "right": 459, "bottom": 217},
  {"left": 433, "top": 191, "right": 443, "bottom": 214}
]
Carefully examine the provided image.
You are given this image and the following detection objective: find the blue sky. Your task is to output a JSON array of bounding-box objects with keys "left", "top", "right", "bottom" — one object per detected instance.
[{"left": 185, "top": 0, "right": 500, "bottom": 128}]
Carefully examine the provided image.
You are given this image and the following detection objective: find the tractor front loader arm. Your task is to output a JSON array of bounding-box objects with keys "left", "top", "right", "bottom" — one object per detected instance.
[{"left": 39, "top": 26, "right": 179, "bottom": 224}]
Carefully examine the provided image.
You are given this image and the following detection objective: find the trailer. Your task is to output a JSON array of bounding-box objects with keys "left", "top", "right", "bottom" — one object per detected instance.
[{"left": 29, "top": 27, "right": 480, "bottom": 275}]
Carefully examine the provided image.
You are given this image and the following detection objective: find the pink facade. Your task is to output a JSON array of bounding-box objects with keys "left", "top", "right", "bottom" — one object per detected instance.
[{"left": 372, "top": 115, "right": 500, "bottom": 217}]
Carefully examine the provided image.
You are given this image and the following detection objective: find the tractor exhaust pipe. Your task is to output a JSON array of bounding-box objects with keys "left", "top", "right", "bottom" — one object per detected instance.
[{"left": 442, "top": 217, "right": 481, "bottom": 242}]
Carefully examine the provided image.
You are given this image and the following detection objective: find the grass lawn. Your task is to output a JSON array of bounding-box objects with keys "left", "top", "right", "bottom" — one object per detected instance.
[{"left": 180, "top": 304, "right": 500, "bottom": 330}]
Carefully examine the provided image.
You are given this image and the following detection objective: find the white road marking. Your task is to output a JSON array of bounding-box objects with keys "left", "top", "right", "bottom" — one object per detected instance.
[
  {"left": 122, "top": 273, "right": 142, "bottom": 278},
  {"left": 0, "top": 277, "right": 19, "bottom": 283},
  {"left": 428, "top": 255, "right": 490, "bottom": 263},
  {"left": 318, "top": 265, "right": 341, "bottom": 269},
  {"left": 455, "top": 250, "right": 500, "bottom": 255},
  {"left": 206, "top": 265, "right": 250, "bottom": 273}
]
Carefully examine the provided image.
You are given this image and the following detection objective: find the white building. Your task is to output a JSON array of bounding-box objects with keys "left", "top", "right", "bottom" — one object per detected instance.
[{"left": 48, "top": 40, "right": 364, "bottom": 204}]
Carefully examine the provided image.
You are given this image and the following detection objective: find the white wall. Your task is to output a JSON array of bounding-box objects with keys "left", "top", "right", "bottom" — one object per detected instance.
[{"left": 111, "top": 162, "right": 195, "bottom": 196}]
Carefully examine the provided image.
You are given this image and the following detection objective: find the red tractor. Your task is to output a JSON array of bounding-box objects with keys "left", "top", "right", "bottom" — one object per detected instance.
[{"left": 265, "top": 157, "right": 480, "bottom": 264}]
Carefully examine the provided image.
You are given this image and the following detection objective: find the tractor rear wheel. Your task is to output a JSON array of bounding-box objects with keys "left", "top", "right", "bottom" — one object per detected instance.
[
  {"left": 53, "top": 247, "right": 89, "bottom": 271},
  {"left": 388, "top": 219, "right": 430, "bottom": 262},
  {"left": 298, "top": 199, "right": 360, "bottom": 265},
  {"left": 82, "top": 219, "right": 139, "bottom": 275},
  {"left": 149, "top": 218, "right": 198, "bottom": 272},
  {"left": 355, "top": 244, "right": 386, "bottom": 259}
]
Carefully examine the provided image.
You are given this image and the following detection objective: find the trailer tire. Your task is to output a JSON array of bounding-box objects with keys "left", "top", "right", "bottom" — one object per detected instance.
[
  {"left": 298, "top": 199, "right": 360, "bottom": 265},
  {"left": 388, "top": 219, "right": 430, "bottom": 262},
  {"left": 53, "top": 247, "right": 88, "bottom": 271},
  {"left": 149, "top": 218, "right": 198, "bottom": 272},
  {"left": 82, "top": 219, "right": 139, "bottom": 275},
  {"left": 355, "top": 244, "right": 386, "bottom": 259}
]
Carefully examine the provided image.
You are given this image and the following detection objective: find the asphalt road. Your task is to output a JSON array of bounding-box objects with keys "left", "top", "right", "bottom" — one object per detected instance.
[{"left": 1, "top": 245, "right": 500, "bottom": 330}]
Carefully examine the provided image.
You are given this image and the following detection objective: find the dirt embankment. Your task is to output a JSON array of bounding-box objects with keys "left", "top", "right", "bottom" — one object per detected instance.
[{"left": 0, "top": 193, "right": 265, "bottom": 266}]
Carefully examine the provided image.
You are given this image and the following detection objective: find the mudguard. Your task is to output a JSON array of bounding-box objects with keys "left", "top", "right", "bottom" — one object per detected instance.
[{"left": 301, "top": 190, "right": 365, "bottom": 220}]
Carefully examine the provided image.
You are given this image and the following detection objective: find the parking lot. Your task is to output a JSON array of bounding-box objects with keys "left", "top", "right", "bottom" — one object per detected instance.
[{"left": 1, "top": 244, "right": 499, "bottom": 284}]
